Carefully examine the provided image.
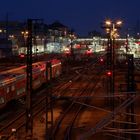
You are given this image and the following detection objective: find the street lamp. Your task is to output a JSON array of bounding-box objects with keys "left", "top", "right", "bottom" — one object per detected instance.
[
  {"left": 21, "top": 30, "right": 28, "bottom": 45},
  {"left": 102, "top": 19, "right": 123, "bottom": 111},
  {"left": 116, "top": 20, "right": 123, "bottom": 26},
  {"left": 69, "top": 31, "right": 76, "bottom": 60},
  {"left": 105, "top": 20, "right": 112, "bottom": 26},
  {"left": 104, "top": 19, "right": 122, "bottom": 39}
]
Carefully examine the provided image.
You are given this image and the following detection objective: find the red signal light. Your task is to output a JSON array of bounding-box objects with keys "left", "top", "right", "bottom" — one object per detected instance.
[
  {"left": 125, "top": 41, "right": 128, "bottom": 45},
  {"left": 99, "top": 58, "right": 104, "bottom": 64},
  {"left": 100, "top": 58, "right": 104, "bottom": 62},
  {"left": 106, "top": 71, "right": 112, "bottom": 76},
  {"left": 19, "top": 54, "right": 25, "bottom": 58}
]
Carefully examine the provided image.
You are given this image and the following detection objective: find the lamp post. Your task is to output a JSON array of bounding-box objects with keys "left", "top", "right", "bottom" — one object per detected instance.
[
  {"left": 21, "top": 30, "right": 28, "bottom": 48},
  {"left": 69, "top": 31, "right": 75, "bottom": 61},
  {"left": 104, "top": 19, "right": 122, "bottom": 131},
  {"left": 102, "top": 19, "right": 122, "bottom": 108}
]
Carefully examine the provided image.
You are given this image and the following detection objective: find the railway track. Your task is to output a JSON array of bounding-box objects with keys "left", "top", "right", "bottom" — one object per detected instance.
[
  {"left": 0, "top": 78, "right": 80, "bottom": 139},
  {"left": 0, "top": 55, "right": 105, "bottom": 139},
  {"left": 79, "top": 94, "right": 139, "bottom": 140},
  {"left": 51, "top": 61, "right": 104, "bottom": 140},
  {"left": 0, "top": 59, "right": 96, "bottom": 139}
]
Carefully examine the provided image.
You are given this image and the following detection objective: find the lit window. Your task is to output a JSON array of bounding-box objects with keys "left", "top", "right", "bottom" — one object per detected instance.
[
  {"left": 11, "top": 85, "right": 15, "bottom": 91},
  {"left": 0, "top": 97, "right": 4, "bottom": 104},
  {"left": 17, "top": 88, "right": 26, "bottom": 95},
  {"left": 7, "top": 87, "right": 10, "bottom": 93}
]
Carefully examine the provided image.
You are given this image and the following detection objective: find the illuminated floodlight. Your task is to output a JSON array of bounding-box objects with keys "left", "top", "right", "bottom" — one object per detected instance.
[
  {"left": 25, "top": 31, "right": 29, "bottom": 35},
  {"left": 105, "top": 20, "right": 112, "bottom": 26},
  {"left": 116, "top": 20, "right": 122, "bottom": 26},
  {"left": 106, "top": 28, "right": 110, "bottom": 33}
]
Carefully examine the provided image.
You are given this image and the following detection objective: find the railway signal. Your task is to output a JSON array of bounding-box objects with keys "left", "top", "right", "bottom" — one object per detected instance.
[
  {"left": 106, "top": 71, "right": 112, "bottom": 76},
  {"left": 99, "top": 57, "right": 106, "bottom": 65},
  {"left": 19, "top": 53, "right": 25, "bottom": 58},
  {"left": 100, "top": 58, "right": 104, "bottom": 62},
  {"left": 99, "top": 58, "right": 104, "bottom": 63}
]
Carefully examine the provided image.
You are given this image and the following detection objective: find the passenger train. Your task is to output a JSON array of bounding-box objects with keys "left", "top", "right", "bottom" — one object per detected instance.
[{"left": 0, "top": 59, "right": 61, "bottom": 108}]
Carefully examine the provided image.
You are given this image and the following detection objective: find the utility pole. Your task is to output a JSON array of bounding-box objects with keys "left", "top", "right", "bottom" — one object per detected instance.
[
  {"left": 46, "top": 61, "right": 54, "bottom": 140},
  {"left": 102, "top": 20, "right": 122, "bottom": 130},
  {"left": 6, "top": 13, "right": 9, "bottom": 40},
  {"left": 26, "top": 18, "right": 44, "bottom": 139},
  {"left": 26, "top": 19, "right": 33, "bottom": 140},
  {"left": 125, "top": 54, "right": 136, "bottom": 140},
  {"left": 106, "top": 34, "right": 113, "bottom": 105},
  {"left": 106, "top": 32, "right": 115, "bottom": 114},
  {"left": 70, "top": 30, "right": 75, "bottom": 61},
  {"left": 125, "top": 34, "right": 129, "bottom": 53},
  {"left": 106, "top": 25, "right": 116, "bottom": 110},
  {"left": 33, "top": 24, "right": 37, "bottom": 61}
]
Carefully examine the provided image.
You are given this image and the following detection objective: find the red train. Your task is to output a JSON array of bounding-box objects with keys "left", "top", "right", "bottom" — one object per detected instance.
[{"left": 0, "top": 59, "right": 61, "bottom": 108}]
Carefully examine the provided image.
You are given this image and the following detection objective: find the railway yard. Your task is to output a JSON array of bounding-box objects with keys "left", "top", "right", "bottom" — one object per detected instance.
[{"left": 0, "top": 54, "right": 140, "bottom": 140}]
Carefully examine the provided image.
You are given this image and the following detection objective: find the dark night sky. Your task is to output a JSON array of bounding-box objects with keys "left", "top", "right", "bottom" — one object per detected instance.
[{"left": 0, "top": 0, "right": 140, "bottom": 36}]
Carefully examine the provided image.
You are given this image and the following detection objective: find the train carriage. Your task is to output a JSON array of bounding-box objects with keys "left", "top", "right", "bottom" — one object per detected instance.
[
  {"left": 51, "top": 59, "right": 61, "bottom": 78},
  {"left": 32, "top": 62, "right": 46, "bottom": 89},
  {"left": 0, "top": 74, "right": 16, "bottom": 108},
  {"left": 0, "top": 76, "right": 7, "bottom": 108},
  {"left": 15, "top": 73, "right": 26, "bottom": 99},
  {"left": 0, "top": 59, "right": 62, "bottom": 109},
  {"left": 4, "top": 67, "right": 27, "bottom": 100}
]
